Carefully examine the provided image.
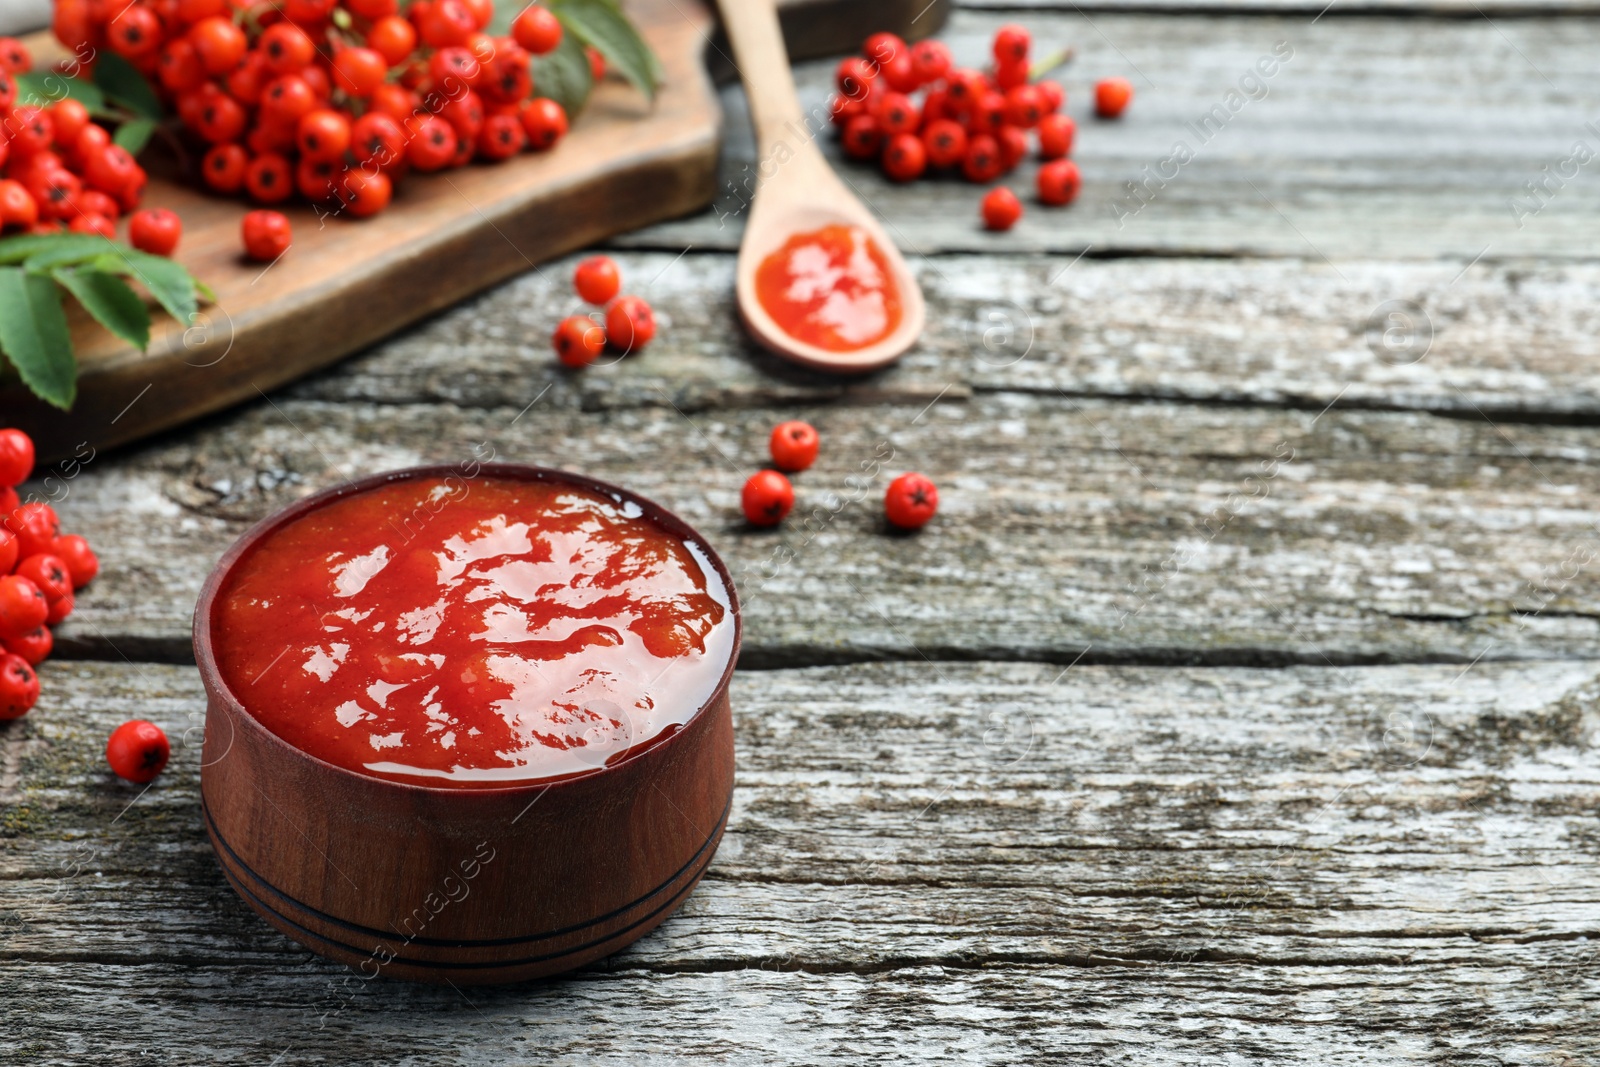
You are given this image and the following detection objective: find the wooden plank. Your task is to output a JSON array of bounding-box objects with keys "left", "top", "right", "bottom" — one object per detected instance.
[
  {"left": 623, "top": 10, "right": 1600, "bottom": 260},
  {"left": 1, "top": 0, "right": 956, "bottom": 465},
  {"left": 3, "top": 659, "right": 1596, "bottom": 1060},
  {"left": 38, "top": 383, "right": 1600, "bottom": 665}
]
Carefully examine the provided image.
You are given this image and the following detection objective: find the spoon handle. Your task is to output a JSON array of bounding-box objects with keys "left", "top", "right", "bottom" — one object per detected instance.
[{"left": 716, "top": 0, "right": 807, "bottom": 155}]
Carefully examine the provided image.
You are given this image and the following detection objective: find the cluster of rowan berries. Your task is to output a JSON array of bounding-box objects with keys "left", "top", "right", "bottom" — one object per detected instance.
[
  {"left": 0, "top": 429, "right": 100, "bottom": 721},
  {"left": 829, "top": 24, "right": 1133, "bottom": 231},
  {"left": 0, "top": 38, "right": 183, "bottom": 241},
  {"left": 50, "top": 0, "right": 575, "bottom": 223},
  {"left": 551, "top": 254, "right": 656, "bottom": 367},
  {"left": 741, "top": 420, "right": 938, "bottom": 531}
]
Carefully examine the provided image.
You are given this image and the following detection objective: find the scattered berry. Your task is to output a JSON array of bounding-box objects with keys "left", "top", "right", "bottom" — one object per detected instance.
[
  {"left": 0, "top": 653, "right": 39, "bottom": 720},
  {"left": 981, "top": 187, "right": 1022, "bottom": 231},
  {"left": 241, "top": 209, "right": 292, "bottom": 261},
  {"left": 128, "top": 208, "right": 182, "bottom": 256},
  {"left": 1037, "top": 159, "right": 1081, "bottom": 206},
  {"left": 106, "top": 720, "right": 171, "bottom": 783},
  {"left": 552, "top": 314, "right": 605, "bottom": 368},
  {"left": 741, "top": 470, "right": 794, "bottom": 527},
  {"left": 1095, "top": 76, "right": 1134, "bottom": 118},
  {"left": 769, "top": 421, "right": 819, "bottom": 472},
  {"left": 885, "top": 472, "right": 938, "bottom": 530},
  {"left": 574, "top": 255, "right": 621, "bottom": 305},
  {"left": 605, "top": 295, "right": 656, "bottom": 353}
]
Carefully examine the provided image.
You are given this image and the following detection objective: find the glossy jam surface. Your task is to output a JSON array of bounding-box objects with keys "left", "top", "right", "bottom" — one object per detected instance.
[
  {"left": 213, "top": 475, "right": 734, "bottom": 787},
  {"left": 754, "top": 224, "right": 903, "bottom": 351}
]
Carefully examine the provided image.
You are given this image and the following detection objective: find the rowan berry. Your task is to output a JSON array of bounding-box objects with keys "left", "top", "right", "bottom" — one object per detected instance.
[
  {"left": 921, "top": 118, "right": 967, "bottom": 168},
  {"left": 1036, "top": 79, "right": 1064, "bottom": 113},
  {"left": 437, "top": 90, "right": 485, "bottom": 141},
  {"left": 741, "top": 470, "right": 793, "bottom": 527},
  {"left": 997, "top": 124, "right": 1028, "bottom": 171},
  {"left": 885, "top": 471, "right": 937, "bottom": 529},
  {"left": 909, "top": 39, "right": 951, "bottom": 83},
  {"left": 260, "top": 74, "right": 317, "bottom": 125},
  {"left": 0, "top": 181, "right": 37, "bottom": 230},
  {"left": 605, "top": 295, "right": 656, "bottom": 353},
  {"left": 0, "top": 487, "right": 16, "bottom": 516},
  {"left": 835, "top": 56, "right": 876, "bottom": 101},
  {"left": 106, "top": 720, "right": 171, "bottom": 783},
  {"left": 51, "top": 534, "right": 98, "bottom": 588},
  {"left": 175, "top": 0, "right": 227, "bottom": 23},
  {"left": 406, "top": 115, "right": 458, "bottom": 171},
  {"left": 944, "top": 68, "right": 984, "bottom": 111},
  {"left": 882, "top": 132, "right": 926, "bottom": 181},
  {"left": 840, "top": 114, "right": 883, "bottom": 160},
  {"left": 4, "top": 625, "right": 51, "bottom": 667},
  {"left": 0, "top": 654, "right": 39, "bottom": 720},
  {"left": 830, "top": 93, "right": 867, "bottom": 128},
  {"left": 47, "top": 100, "right": 90, "bottom": 148},
  {"left": 188, "top": 16, "right": 247, "bottom": 75},
  {"left": 0, "top": 529, "right": 15, "bottom": 575},
  {"left": 1095, "top": 76, "right": 1133, "bottom": 118},
  {"left": 367, "top": 15, "right": 417, "bottom": 66},
  {"left": 339, "top": 169, "right": 392, "bottom": 217},
  {"left": 241, "top": 209, "right": 292, "bottom": 261},
  {"left": 24, "top": 170, "right": 78, "bottom": 221},
  {"left": 968, "top": 91, "right": 1006, "bottom": 137},
  {"left": 202, "top": 143, "right": 248, "bottom": 192},
  {"left": 261, "top": 22, "right": 316, "bottom": 74},
  {"left": 282, "top": 0, "right": 336, "bottom": 24},
  {"left": 1037, "top": 114, "right": 1074, "bottom": 160},
  {"left": 369, "top": 83, "right": 421, "bottom": 121},
  {"left": 586, "top": 46, "right": 605, "bottom": 81},
  {"left": 295, "top": 108, "right": 349, "bottom": 162},
  {"left": 574, "top": 255, "right": 620, "bottom": 305},
  {"left": 513, "top": 5, "right": 562, "bottom": 54},
  {"left": 992, "top": 24, "right": 1030, "bottom": 64},
  {"left": 476, "top": 112, "right": 525, "bottom": 160},
  {"left": 332, "top": 47, "right": 387, "bottom": 97},
  {"left": 880, "top": 52, "right": 920, "bottom": 93},
  {"left": 769, "top": 420, "right": 819, "bottom": 472},
  {"left": 981, "top": 186, "right": 1022, "bottom": 230},
  {"left": 1004, "top": 85, "right": 1045, "bottom": 129},
  {"left": 552, "top": 314, "right": 605, "bottom": 367},
  {"left": 480, "top": 48, "right": 533, "bottom": 105},
  {"left": 428, "top": 45, "right": 480, "bottom": 90},
  {"left": 295, "top": 155, "right": 337, "bottom": 201},
  {"left": 82, "top": 143, "right": 138, "bottom": 196},
  {"left": 128, "top": 208, "right": 181, "bottom": 255},
  {"left": 45, "top": 592, "right": 71, "bottom": 626},
  {"left": 418, "top": 0, "right": 476, "bottom": 48},
  {"left": 961, "top": 134, "right": 1001, "bottom": 183},
  {"left": 69, "top": 213, "right": 115, "bottom": 238},
  {"left": 1037, "top": 158, "right": 1080, "bottom": 205},
  {"left": 15, "top": 554, "right": 70, "bottom": 604},
  {"left": 244, "top": 152, "right": 292, "bottom": 203},
  {"left": 993, "top": 56, "right": 1029, "bottom": 91},
  {"left": 461, "top": 0, "right": 493, "bottom": 28},
  {"left": 0, "top": 36, "right": 30, "bottom": 74},
  {"left": 862, "top": 32, "right": 905, "bottom": 66},
  {"left": 346, "top": 0, "right": 398, "bottom": 17},
  {"left": 520, "top": 97, "right": 567, "bottom": 150},
  {"left": 352, "top": 112, "right": 406, "bottom": 170},
  {"left": 8, "top": 107, "right": 52, "bottom": 158},
  {"left": 0, "top": 428, "right": 34, "bottom": 486},
  {"left": 875, "top": 91, "right": 918, "bottom": 137},
  {"left": 107, "top": 5, "right": 163, "bottom": 58},
  {"left": 0, "top": 575, "right": 48, "bottom": 640},
  {"left": 194, "top": 92, "right": 247, "bottom": 143},
  {"left": 6, "top": 503, "right": 58, "bottom": 558}
]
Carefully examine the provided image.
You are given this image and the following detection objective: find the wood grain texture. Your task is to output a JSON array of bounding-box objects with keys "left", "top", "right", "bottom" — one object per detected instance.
[
  {"left": 2, "top": 659, "right": 1596, "bottom": 1062},
  {"left": 624, "top": 10, "right": 1600, "bottom": 260}
]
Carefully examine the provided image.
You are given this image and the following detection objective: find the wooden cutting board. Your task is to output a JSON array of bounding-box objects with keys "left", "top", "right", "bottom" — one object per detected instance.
[{"left": 4, "top": 0, "right": 950, "bottom": 462}]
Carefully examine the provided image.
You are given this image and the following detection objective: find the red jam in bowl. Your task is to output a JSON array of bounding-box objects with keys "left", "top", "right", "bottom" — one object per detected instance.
[
  {"left": 754, "top": 224, "right": 903, "bottom": 351},
  {"left": 212, "top": 474, "right": 735, "bottom": 787}
]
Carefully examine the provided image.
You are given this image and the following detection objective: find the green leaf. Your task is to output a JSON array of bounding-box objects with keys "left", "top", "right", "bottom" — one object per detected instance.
[
  {"left": 0, "top": 268, "right": 77, "bottom": 410},
  {"left": 90, "top": 249, "right": 199, "bottom": 326},
  {"left": 92, "top": 52, "right": 163, "bottom": 120},
  {"left": 530, "top": 22, "right": 595, "bottom": 115},
  {"left": 550, "top": 0, "right": 659, "bottom": 101},
  {"left": 53, "top": 268, "right": 151, "bottom": 351},
  {"left": 14, "top": 70, "right": 106, "bottom": 111},
  {"left": 113, "top": 117, "right": 157, "bottom": 156},
  {"left": 0, "top": 233, "right": 119, "bottom": 267}
]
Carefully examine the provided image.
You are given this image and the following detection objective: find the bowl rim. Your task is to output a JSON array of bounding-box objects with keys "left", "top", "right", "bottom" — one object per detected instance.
[{"left": 192, "top": 462, "right": 742, "bottom": 798}]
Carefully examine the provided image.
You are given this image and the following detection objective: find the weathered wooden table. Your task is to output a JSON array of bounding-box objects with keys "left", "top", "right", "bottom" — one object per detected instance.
[{"left": 6, "top": 2, "right": 1600, "bottom": 1062}]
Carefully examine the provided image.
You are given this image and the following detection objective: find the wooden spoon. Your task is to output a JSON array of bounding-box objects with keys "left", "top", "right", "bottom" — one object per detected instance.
[{"left": 717, "top": 0, "right": 926, "bottom": 374}]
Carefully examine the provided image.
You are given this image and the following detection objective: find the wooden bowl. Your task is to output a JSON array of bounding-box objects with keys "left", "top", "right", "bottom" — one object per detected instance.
[{"left": 192, "top": 465, "right": 739, "bottom": 984}]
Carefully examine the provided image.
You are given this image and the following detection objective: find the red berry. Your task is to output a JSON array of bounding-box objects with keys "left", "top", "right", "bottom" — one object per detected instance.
[
  {"left": 992, "top": 24, "right": 1030, "bottom": 65},
  {"left": 1037, "top": 159, "right": 1081, "bottom": 205},
  {"left": 0, "top": 529, "right": 15, "bottom": 575},
  {"left": 0, "top": 653, "right": 39, "bottom": 720},
  {"left": 48, "top": 100, "right": 90, "bottom": 148},
  {"left": 339, "top": 169, "right": 393, "bottom": 217},
  {"left": 944, "top": 69, "right": 984, "bottom": 112},
  {"left": 4, "top": 625, "right": 52, "bottom": 667},
  {"left": 15, "top": 554, "right": 70, "bottom": 604},
  {"left": 69, "top": 214, "right": 116, "bottom": 239},
  {"left": 1095, "top": 76, "right": 1133, "bottom": 118},
  {"left": 993, "top": 56, "right": 1029, "bottom": 91},
  {"left": 366, "top": 16, "right": 418, "bottom": 66},
  {"left": 981, "top": 186, "right": 1022, "bottom": 231},
  {"left": 9, "top": 107, "right": 54, "bottom": 159},
  {"left": 0, "top": 428, "right": 34, "bottom": 486},
  {"left": 0, "top": 575, "right": 48, "bottom": 640},
  {"left": 840, "top": 114, "right": 884, "bottom": 160},
  {"left": 46, "top": 592, "right": 72, "bottom": 626},
  {"left": 741, "top": 470, "right": 793, "bottom": 527},
  {"left": 333, "top": 47, "right": 387, "bottom": 98},
  {"left": 879, "top": 53, "right": 920, "bottom": 94},
  {"left": 260, "top": 74, "right": 318, "bottom": 126},
  {"left": 406, "top": 115, "right": 458, "bottom": 171},
  {"left": 437, "top": 90, "right": 485, "bottom": 141},
  {"left": 189, "top": 16, "right": 247, "bottom": 75},
  {"left": 261, "top": 22, "right": 316, "bottom": 74},
  {"left": 245, "top": 153, "right": 293, "bottom": 204},
  {"left": 921, "top": 118, "right": 967, "bottom": 169},
  {"left": 82, "top": 144, "right": 138, "bottom": 197},
  {"left": 296, "top": 156, "right": 338, "bottom": 202},
  {"left": 574, "top": 255, "right": 621, "bottom": 305},
  {"left": 106, "top": 720, "right": 171, "bottom": 783},
  {"left": 968, "top": 91, "right": 1006, "bottom": 137},
  {"left": 475, "top": 112, "right": 526, "bottom": 161},
  {"left": 835, "top": 56, "right": 876, "bottom": 101},
  {"left": 875, "top": 92, "right": 919, "bottom": 137},
  {"left": 202, "top": 143, "right": 248, "bottom": 193},
  {"left": 552, "top": 314, "right": 605, "bottom": 368},
  {"left": 885, "top": 471, "right": 938, "bottom": 529},
  {"left": 351, "top": 112, "right": 407, "bottom": 170},
  {"left": 882, "top": 132, "right": 926, "bottom": 182},
  {"left": 5, "top": 503, "right": 58, "bottom": 558},
  {"left": 520, "top": 97, "right": 567, "bottom": 150},
  {"left": 586, "top": 46, "right": 605, "bottom": 81},
  {"left": 997, "top": 125, "right": 1028, "bottom": 171},
  {"left": 1036, "top": 79, "right": 1065, "bottom": 113},
  {"left": 0, "top": 181, "right": 38, "bottom": 230},
  {"left": 1036, "top": 113, "right": 1074, "bottom": 160},
  {"left": 242, "top": 209, "right": 292, "bottom": 261},
  {"left": 862, "top": 32, "right": 905, "bottom": 66},
  {"left": 769, "top": 421, "right": 819, "bottom": 473},
  {"left": 961, "top": 134, "right": 1002, "bottom": 183},
  {"left": 513, "top": 5, "right": 562, "bottom": 54},
  {"left": 1004, "top": 85, "right": 1046, "bottom": 129},
  {"left": 108, "top": 5, "right": 163, "bottom": 58},
  {"left": 605, "top": 295, "right": 656, "bottom": 353},
  {"left": 909, "top": 40, "right": 951, "bottom": 84},
  {"left": 129, "top": 208, "right": 181, "bottom": 256},
  {"left": 830, "top": 93, "right": 867, "bottom": 128},
  {"left": 51, "top": 534, "right": 98, "bottom": 588},
  {"left": 298, "top": 108, "right": 351, "bottom": 161},
  {"left": 0, "top": 37, "right": 31, "bottom": 74}
]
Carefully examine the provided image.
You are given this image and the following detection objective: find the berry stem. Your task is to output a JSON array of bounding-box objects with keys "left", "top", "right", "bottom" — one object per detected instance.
[{"left": 1028, "top": 46, "right": 1075, "bottom": 81}]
